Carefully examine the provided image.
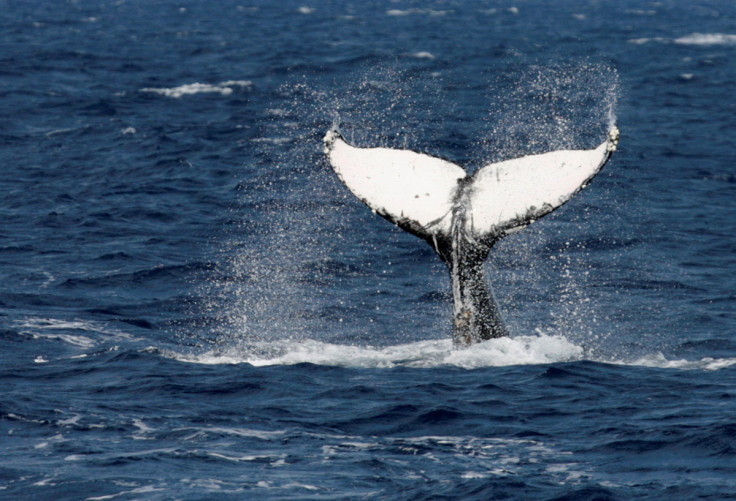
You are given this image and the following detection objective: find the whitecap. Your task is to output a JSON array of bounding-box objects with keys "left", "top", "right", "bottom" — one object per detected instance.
[
  {"left": 58, "top": 414, "right": 82, "bottom": 426},
  {"left": 16, "top": 317, "right": 134, "bottom": 348},
  {"left": 36, "top": 334, "right": 95, "bottom": 348},
  {"left": 206, "top": 452, "right": 282, "bottom": 462},
  {"left": 627, "top": 37, "right": 666, "bottom": 45},
  {"left": 297, "top": 6, "right": 314, "bottom": 14},
  {"left": 32, "top": 477, "right": 57, "bottom": 486},
  {"left": 140, "top": 80, "right": 252, "bottom": 98},
  {"left": 249, "top": 136, "right": 292, "bottom": 144},
  {"left": 173, "top": 426, "right": 285, "bottom": 440},
  {"left": 34, "top": 434, "right": 66, "bottom": 450},
  {"left": 674, "top": 33, "right": 736, "bottom": 46},
  {"left": 44, "top": 127, "right": 78, "bottom": 137},
  {"left": 85, "top": 485, "right": 164, "bottom": 501},
  {"left": 626, "top": 9, "right": 657, "bottom": 15},
  {"left": 625, "top": 353, "right": 736, "bottom": 371},
  {"left": 386, "top": 9, "right": 449, "bottom": 16},
  {"left": 283, "top": 483, "right": 319, "bottom": 491},
  {"left": 132, "top": 418, "right": 155, "bottom": 440},
  {"left": 218, "top": 79, "right": 253, "bottom": 88},
  {"left": 462, "top": 471, "right": 489, "bottom": 479},
  {"left": 412, "top": 51, "right": 435, "bottom": 60},
  {"left": 140, "top": 83, "right": 228, "bottom": 98}
]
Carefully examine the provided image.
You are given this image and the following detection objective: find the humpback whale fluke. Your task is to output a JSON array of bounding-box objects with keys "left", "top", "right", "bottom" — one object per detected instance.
[{"left": 324, "top": 127, "right": 619, "bottom": 346}]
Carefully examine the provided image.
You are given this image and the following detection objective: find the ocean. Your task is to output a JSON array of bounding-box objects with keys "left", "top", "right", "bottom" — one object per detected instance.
[{"left": 2, "top": 0, "right": 736, "bottom": 499}]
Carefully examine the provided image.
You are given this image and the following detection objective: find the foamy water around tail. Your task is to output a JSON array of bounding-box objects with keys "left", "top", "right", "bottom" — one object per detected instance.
[
  {"left": 169, "top": 334, "right": 582, "bottom": 369},
  {"left": 166, "top": 334, "right": 736, "bottom": 371}
]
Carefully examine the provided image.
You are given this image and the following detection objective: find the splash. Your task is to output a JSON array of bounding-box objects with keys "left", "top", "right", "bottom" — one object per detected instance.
[
  {"left": 201, "top": 60, "right": 623, "bottom": 359},
  {"left": 198, "top": 63, "right": 455, "bottom": 348},
  {"left": 479, "top": 62, "right": 619, "bottom": 164}
]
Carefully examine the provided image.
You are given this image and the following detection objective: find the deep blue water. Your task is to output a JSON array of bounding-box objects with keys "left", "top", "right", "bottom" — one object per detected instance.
[{"left": 2, "top": 0, "right": 736, "bottom": 499}]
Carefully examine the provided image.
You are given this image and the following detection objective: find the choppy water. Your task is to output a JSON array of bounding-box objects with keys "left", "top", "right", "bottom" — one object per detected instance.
[{"left": 2, "top": 0, "right": 736, "bottom": 499}]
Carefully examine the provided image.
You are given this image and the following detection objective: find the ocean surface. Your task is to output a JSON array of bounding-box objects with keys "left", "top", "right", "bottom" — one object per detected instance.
[{"left": 2, "top": 0, "right": 736, "bottom": 499}]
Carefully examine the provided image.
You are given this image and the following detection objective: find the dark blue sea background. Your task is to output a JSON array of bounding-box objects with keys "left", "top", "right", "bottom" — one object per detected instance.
[{"left": 2, "top": 0, "right": 736, "bottom": 499}]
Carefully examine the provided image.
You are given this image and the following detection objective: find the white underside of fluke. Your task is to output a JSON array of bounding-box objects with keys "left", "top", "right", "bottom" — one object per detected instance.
[
  {"left": 324, "top": 127, "right": 619, "bottom": 242},
  {"left": 324, "top": 130, "right": 464, "bottom": 236}
]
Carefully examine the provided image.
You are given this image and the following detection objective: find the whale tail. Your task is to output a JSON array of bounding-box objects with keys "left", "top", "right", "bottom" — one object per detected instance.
[{"left": 324, "top": 127, "right": 619, "bottom": 344}]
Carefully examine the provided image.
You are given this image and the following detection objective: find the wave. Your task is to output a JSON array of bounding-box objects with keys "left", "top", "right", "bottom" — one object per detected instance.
[
  {"left": 140, "top": 80, "right": 252, "bottom": 98},
  {"left": 57, "top": 262, "right": 212, "bottom": 289},
  {"left": 165, "top": 335, "right": 736, "bottom": 371}
]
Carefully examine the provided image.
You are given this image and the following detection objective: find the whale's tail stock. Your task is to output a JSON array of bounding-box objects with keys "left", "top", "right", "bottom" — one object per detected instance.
[{"left": 324, "top": 127, "right": 619, "bottom": 345}]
